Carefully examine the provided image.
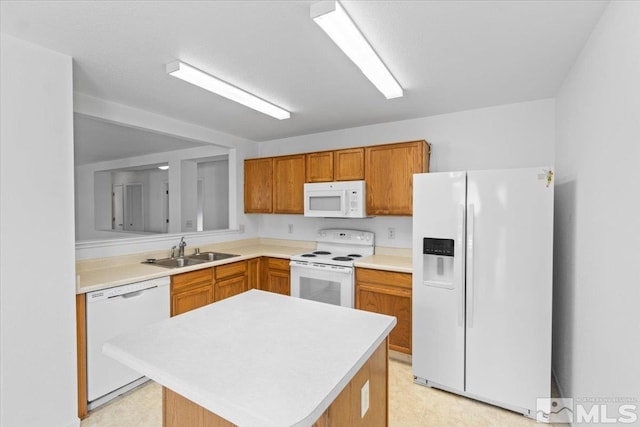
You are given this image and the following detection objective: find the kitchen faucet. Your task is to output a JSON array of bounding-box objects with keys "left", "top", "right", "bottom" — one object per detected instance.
[{"left": 178, "top": 237, "right": 186, "bottom": 258}]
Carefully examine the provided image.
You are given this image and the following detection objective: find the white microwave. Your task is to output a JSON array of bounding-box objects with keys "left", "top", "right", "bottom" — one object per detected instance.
[{"left": 304, "top": 180, "right": 367, "bottom": 218}]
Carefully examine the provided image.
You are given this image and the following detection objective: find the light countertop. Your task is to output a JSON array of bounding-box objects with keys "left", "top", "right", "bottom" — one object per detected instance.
[
  {"left": 103, "top": 289, "right": 396, "bottom": 427},
  {"left": 76, "top": 239, "right": 413, "bottom": 294},
  {"left": 76, "top": 242, "right": 309, "bottom": 294},
  {"left": 355, "top": 254, "right": 412, "bottom": 274}
]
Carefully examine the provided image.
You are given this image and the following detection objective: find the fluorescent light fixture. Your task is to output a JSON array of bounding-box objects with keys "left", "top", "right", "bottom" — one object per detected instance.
[
  {"left": 158, "top": 165, "right": 169, "bottom": 170},
  {"left": 166, "top": 60, "right": 290, "bottom": 120},
  {"left": 311, "top": 0, "right": 403, "bottom": 99}
]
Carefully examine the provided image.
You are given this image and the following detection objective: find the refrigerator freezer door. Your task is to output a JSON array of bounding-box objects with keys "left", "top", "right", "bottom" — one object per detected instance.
[
  {"left": 412, "top": 172, "right": 466, "bottom": 391},
  {"left": 465, "top": 167, "right": 553, "bottom": 412}
]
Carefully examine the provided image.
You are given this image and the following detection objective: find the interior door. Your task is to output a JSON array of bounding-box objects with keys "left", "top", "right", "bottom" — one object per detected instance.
[
  {"left": 465, "top": 168, "right": 553, "bottom": 412},
  {"left": 124, "top": 183, "right": 143, "bottom": 231},
  {"left": 412, "top": 172, "right": 466, "bottom": 391},
  {"left": 112, "top": 184, "right": 124, "bottom": 231}
]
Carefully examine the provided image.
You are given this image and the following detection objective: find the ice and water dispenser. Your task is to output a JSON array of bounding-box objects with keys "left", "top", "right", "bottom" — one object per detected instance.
[{"left": 422, "top": 238, "right": 455, "bottom": 289}]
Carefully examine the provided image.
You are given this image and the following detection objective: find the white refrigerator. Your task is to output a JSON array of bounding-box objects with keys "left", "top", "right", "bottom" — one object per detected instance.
[{"left": 412, "top": 167, "right": 554, "bottom": 419}]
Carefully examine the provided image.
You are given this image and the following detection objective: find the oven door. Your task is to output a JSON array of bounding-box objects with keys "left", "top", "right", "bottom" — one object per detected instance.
[{"left": 290, "top": 261, "right": 354, "bottom": 308}]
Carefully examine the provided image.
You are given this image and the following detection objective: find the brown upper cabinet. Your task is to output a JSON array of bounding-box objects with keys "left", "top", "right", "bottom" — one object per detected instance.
[
  {"left": 244, "top": 140, "right": 429, "bottom": 216},
  {"left": 244, "top": 158, "right": 273, "bottom": 213},
  {"left": 273, "top": 154, "right": 306, "bottom": 214},
  {"left": 365, "top": 140, "right": 430, "bottom": 215},
  {"left": 305, "top": 151, "right": 334, "bottom": 183},
  {"left": 334, "top": 148, "right": 365, "bottom": 181}
]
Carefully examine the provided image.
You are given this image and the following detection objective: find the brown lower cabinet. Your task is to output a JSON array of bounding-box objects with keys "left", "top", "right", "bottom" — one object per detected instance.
[
  {"left": 355, "top": 268, "right": 412, "bottom": 354},
  {"left": 260, "top": 257, "right": 291, "bottom": 295},
  {"left": 171, "top": 268, "right": 214, "bottom": 317},
  {"left": 214, "top": 261, "right": 248, "bottom": 302}
]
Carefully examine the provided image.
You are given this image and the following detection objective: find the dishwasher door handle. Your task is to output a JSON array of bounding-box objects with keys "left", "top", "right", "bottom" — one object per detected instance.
[{"left": 111, "top": 286, "right": 157, "bottom": 299}]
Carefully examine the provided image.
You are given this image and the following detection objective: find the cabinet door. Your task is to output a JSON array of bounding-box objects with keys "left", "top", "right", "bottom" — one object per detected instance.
[
  {"left": 171, "top": 286, "right": 213, "bottom": 316},
  {"left": 171, "top": 268, "right": 214, "bottom": 316},
  {"left": 261, "top": 258, "right": 291, "bottom": 296},
  {"left": 306, "top": 151, "right": 334, "bottom": 182},
  {"left": 334, "top": 148, "right": 364, "bottom": 181},
  {"left": 365, "top": 141, "right": 429, "bottom": 215},
  {"left": 264, "top": 270, "right": 291, "bottom": 295},
  {"left": 273, "top": 154, "right": 305, "bottom": 214},
  {"left": 214, "top": 275, "right": 248, "bottom": 302},
  {"left": 356, "top": 268, "right": 412, "bottom": 354},
  {"left": 244, "top": 158, "right": 273, "bottom": 213}
]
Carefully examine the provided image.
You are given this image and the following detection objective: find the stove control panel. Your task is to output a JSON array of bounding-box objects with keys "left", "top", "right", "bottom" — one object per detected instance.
[{"left": 317, "top": 229, "right": 374, "bottom": 245}]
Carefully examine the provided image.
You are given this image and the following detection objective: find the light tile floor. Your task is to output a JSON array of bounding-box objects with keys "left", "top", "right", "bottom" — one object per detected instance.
[{"left": 81, "top": 359, "right": 559, "bottom": 426}]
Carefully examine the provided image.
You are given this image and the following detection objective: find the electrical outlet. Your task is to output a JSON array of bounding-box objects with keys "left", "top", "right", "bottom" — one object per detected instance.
[
  {"left": 185, "top": 219, "right": 193, "bottom": 228},
  {"left": 388, "top": 227, "right": 396, "bottom": 239},
  {"left": 361, "top": 380, "right": 370, "bottom": 418},
  {"left": 288, "top": 224, "right": 294, "bottom": 234}
]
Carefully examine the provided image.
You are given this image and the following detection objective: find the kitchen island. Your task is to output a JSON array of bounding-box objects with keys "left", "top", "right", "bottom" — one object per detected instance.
[{"left": 103, "top": 289, "right": 396, "bottom": 426}]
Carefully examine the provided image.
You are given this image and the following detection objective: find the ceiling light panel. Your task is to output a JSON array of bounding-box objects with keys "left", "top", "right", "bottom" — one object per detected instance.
[
  {"left": 166, "top": 61, "right": 291, "bottom": 120},
  {"left": 311, "top": 0, "right": 403, "bottom": 99}
]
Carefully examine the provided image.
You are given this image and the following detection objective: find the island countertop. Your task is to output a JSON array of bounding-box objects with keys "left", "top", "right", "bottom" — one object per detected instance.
[{"left": 103, "top": 290, "right": 396, "bottom": 427}]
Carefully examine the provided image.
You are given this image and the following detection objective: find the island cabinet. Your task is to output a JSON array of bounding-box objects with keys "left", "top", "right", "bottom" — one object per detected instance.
[
  {"left": 260, "top": 257, "right": 291, "bottom": 295},
  {"left": 163, "top": 338, "right": 388, "bottom": 427},
  {"left": 334, "top": 147, "right": 365, "bottom": 181},
  {"left": 214, "top": 261, "right": 248, "bottom": 302},
  {"left": 104, "top": 290, "right": 395, "bottom": 427},
  {"left": 355, "top": 268, "right": 412, "bottom": 354},
  {"left": 273, "top": 154, "right": 306, "bottom": 213},
  {"left": 170, "top": 268, "right": 214, "bottom": 316},
  {"left": 306, "top": 151, "right": 334, "bottom": 182},
  {"left": 244, "top": 158, "right": 273, "bottom": 213},
  {"left": 365, "top": 140, "right": 430, "bottom": 215}
]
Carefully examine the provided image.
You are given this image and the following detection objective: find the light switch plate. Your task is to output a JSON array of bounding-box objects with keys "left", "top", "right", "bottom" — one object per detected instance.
[{"left": 361, "top": 380, "right": 370, "bottom": 418}]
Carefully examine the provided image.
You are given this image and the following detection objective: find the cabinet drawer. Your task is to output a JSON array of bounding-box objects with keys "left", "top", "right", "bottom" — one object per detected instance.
[
  {"left": 356, "top": 268, "right": 412, "bottom": 290},
  {"left": 215, "top": 261, "right": 247, "bottom": 280},
  {"left": 267, "top": 257, "right": 290, "bottom": 271},
  {"left": 171, "top": 268, "right": 213, "bottom": 294}
]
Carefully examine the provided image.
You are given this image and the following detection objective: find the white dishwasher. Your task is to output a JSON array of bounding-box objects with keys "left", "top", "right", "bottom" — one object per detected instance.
[{"left": 86, "top": 276, "right": 170, "bottom": 409}]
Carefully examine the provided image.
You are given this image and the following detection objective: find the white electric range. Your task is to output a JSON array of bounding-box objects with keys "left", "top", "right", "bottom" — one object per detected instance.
[{"left": 290, "top": 229, "right": 375, "bottom": 308}]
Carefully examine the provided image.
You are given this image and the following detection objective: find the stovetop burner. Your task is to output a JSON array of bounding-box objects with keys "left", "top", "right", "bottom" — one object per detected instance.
[
  {"left": 313, "top": 251, "right": 332, "bottom": 255},
  {"left": 347, "top": 254, "right": 362, "bottom": 258},
  {"left": 332, "top": 256, "right": 354, "bottom": 261},
  {"left": 301, "top": 254, "right": 316, "bottom": 257}
]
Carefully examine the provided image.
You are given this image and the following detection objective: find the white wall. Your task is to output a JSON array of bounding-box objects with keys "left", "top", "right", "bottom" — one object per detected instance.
[
  {"left": 553, "top": 0, "right": 640, "bottom": 412},
  {"left": 198, "top": 159, "right": 230, "bottom": 230},
  {"left": 0, "top": 34, "right": 79, "bottom": 427},
  {"left": 258, "top": 99, "right": 555, "bottom": 247}
]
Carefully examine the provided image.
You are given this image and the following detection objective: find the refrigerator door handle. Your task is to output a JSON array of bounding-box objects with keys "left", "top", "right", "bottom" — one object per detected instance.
[
  {"left": 457, "top": 204, "right": 465, "bottom": 327},
  {"left": 467, "top": 203, "right": 475, "bottom": 328}
]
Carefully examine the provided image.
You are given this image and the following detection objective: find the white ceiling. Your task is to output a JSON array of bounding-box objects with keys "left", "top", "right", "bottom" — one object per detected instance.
[{"left": 1, "top": 1, "right": 607, "bottom": 143}]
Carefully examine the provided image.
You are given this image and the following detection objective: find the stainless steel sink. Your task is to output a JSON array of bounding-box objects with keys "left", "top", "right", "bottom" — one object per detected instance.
[
  {"left": 142, "top": 257, "right": 208, "bottom": 269},
  {"left": 142, "top": 252, "right": 239, "bottom": 268},
  {"left": 185, "top": 252, "right": 239, "bottom": 262}
]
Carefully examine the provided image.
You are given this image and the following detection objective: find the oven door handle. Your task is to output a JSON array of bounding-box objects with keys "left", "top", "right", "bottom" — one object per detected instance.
[{"left": 289, "top": 261, "right": 353, "bottom": 274}]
